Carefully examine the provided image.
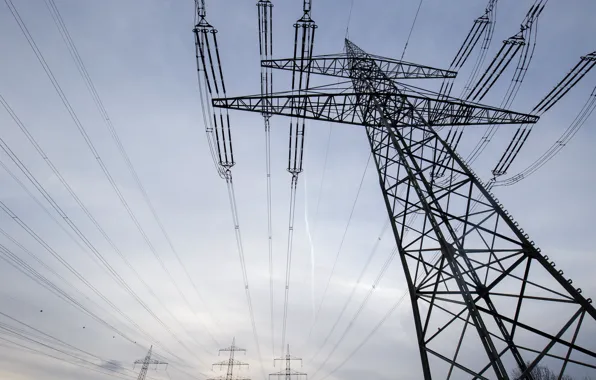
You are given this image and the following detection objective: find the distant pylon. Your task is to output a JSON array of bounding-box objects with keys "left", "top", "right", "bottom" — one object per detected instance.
[
  {"left": 208, "top": 337, "right": 251, "bottom": 380},
  {"left": 133, "top": 346, "right": 168, "bottom": 380},
  {"left": 270, "top": 345, "right": 307, "bottom": 380}
]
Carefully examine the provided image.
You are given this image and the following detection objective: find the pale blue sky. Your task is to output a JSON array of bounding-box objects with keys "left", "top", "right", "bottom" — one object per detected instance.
[{"left": 0, "top": 0, "right": 595, "bottom": 379}]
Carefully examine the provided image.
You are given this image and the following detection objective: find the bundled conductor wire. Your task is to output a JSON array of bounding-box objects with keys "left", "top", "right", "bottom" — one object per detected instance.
[
  {"left": 194, "top": 0, "right": 234, "bottom": 176},
  {"left": 257, "top": 0, "right": 277, "bottom": 358},
  {"left": 492, "top": 51, "right": 596, "bottom": 179},
  {"left": 281, "top": 0, "right": 317, "bottom": 355}
]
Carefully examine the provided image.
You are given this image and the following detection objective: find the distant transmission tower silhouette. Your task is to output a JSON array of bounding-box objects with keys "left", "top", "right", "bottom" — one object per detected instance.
[
  {"left": 133, "top": 346, "right": 168, "bottom": 380},
  {"left": 270, "top": 345, "right": 307, "bottom": 380},
  {"left": 208, "top": 338, "right": 251, "bottom": 380}
]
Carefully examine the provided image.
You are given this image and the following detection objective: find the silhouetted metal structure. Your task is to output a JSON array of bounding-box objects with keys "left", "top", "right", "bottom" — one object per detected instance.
[
  {"left": 208, "top": 338, "right": 251, "bottom": 380},
  {"left": 133, "top": 346, "right": 168, "bottom": 380},
  {"left": 211, "top": 37, "right": 596, "bottom": 380},
  {"left": 270, "top": 345, "right": 307, "bottom": 380},
  {"left": 193, "top": 0, "right": 596, "bottom": 378}
]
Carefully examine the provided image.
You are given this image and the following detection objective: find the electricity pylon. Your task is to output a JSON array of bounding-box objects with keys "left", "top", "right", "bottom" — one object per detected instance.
[
  {"left": 208, "top": 338, "right": 251, "bottom": 380},
  {"left": 133, "top": 346, "right": 168, "bottom": 380},
  {"left": 212, "top": 39, "right": 596, "bottom": 379},
  {"left": 270, "top": 345, "right": 307, "bottom": 380}
]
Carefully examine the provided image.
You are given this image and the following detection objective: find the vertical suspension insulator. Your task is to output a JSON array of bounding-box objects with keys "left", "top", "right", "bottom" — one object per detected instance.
[
  {"left": 466, "top": 34, "right": 525, "bottom": 102},
  {"left": 194, "top": 3, "right": 235, "bottom": 169},
  {"left": 287, "top": 6, "right": 317, "bottom": 175},
  {"left": 258, "top": 0, "right": 274, "bottom": 118}
]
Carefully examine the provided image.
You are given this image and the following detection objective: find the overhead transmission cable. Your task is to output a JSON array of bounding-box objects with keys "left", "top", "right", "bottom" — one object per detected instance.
[
  {"left": 280, "top": 0, "right": 317, "bottom": 354},
  {"left": 307, "top": 1, "right": 356, "bottom": 347},
  {"left": 435, "top": 1, "right": 545, "bottom": 183},
  {"left": 491, "top": 51, "right": 596, "bottom": 182},
  {"left": 0, "top": 311, "right": 203, "bottom": 380},
  {"left": 464, "top": 1, "right": 546, "bottom": 167},
  {"left": 0, "top": 194, "right": 193, "bottom": 365},
  {"left": 43, "top": 0, "right": 221, "bottom": 340},
  {"left": 193, "top": 1, "right": 265, "bottom": 376},
  {"left": 312, "top": 0, "right": 354, "bottom": 234},
  {"left": 460, "top": 0, "right": 499, "bottom": 99},
  {"left": 316, "top": 292, "right": 409, "bottom": 380},
  {"left": 437, "top": 0, "right": 498, "bottom": 103},
  {"left": 400, "top": 0, "right": 424, "bottom": 61},
  {"left": 0, "top": 100, "right": 198, "bottom": 365},
  {"left": 0, "top": 323, "right": 175, "bottom": 380},
  {"left": 494, "top": 83, "right": 596, "bottom": 186},
  {"left": 257, "top": 0, "right": 276, "bottom": 358},
  {"left": 3, "top": 0, "right": 214, "bottom": 358},
  {"left": 313, "top": 249, "right": 446, "bottom": 380},
  {"left": 307, "top": 220, "right": 389, "bottom": 360},
  {"left": 309, "top": 245, "right": 399, "bottom": 379},
  {"left": 0, "top": 317, "right": 138, "bottom": 379},
  {"left": 308, "top": 201, "right": 424, "bottom": 376},
  {"left": 308, "top": 155, "right": 371, "bottom": 339},
  {"left": 0, "top": 335, "right": 134, "bottom": 380},
  {"left": 432, "top": 0, "right": 498, "bottom": 178},
  {"left": 0, "top": 94, "right": 214, "bottom": 358}
]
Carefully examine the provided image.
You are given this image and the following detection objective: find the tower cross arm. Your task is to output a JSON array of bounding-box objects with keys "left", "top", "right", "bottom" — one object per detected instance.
[
  {"left": 270, "top": 369, "right": 307, "bottom": 376},
  {"left": 212, "top": 92, "right": 539, "bottom": 127},
  {"left": 262, "top": 54, "right": 457, "bottom": 80},
  {"left": 212, "top": 359, "right": 249, "bottom": 370}
]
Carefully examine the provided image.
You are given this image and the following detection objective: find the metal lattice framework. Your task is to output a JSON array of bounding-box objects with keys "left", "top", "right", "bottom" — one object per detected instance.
[
  {"left": 261, "top": 54, "right": 456, "bottom": 80},
  {"left": 208, "top": 338, "right": 251, "bottom": 380},
  {"left": 213, "top": 38, "right": 596, "bottom": 379},
  {"left": 270, "top": 345, "right": 307, "bottom": 380},
  {"left": 133, "top": 346, "right": 168, "bottom": 380}
]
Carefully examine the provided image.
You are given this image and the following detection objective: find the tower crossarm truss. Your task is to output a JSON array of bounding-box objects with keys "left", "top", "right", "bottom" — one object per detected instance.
[
  {"left": 212, "top": 359, "right": 250, "bottom": 370},
  {"left": 133, "top": 346, "right": 168, "bottom": 380},
  {"left": 211, "top": 338, "right": 250, "bottom": 380},
  {"left": 270, "top": 346, "right": 306, "bottom": 380},
  {"left": 269, "top": 369, "right": 308, "bottom": 379},
  {"left": 262, "top": 54, "right": 457, "bottom": 80},
  {"left": 343, "top": 38, "right": 596, "bottom": 379},
  {"left": 212, "top": 92, "right": 538, "bottom": 128},
  {"left": 212, "top": 37, "right": 596, "bottom": 379}
]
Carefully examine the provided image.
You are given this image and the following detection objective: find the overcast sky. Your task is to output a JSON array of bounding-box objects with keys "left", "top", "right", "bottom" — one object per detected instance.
[{"left": 0, "top": 0, "right": 595, "bottom": 379}]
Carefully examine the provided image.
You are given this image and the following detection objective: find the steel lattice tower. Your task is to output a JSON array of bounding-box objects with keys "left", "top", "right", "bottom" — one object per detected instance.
[
  {"left": 212, "top": 38, "right": 596, "bottom": 379},
  {"left": 133, "top": 346, "right": 168, "bottom": 380},
  {"left": 270, "top": 345, "right": 307, "bottom": 380},
  {"left": 208, "top": 338, "right": 251, "bottom": 380}
]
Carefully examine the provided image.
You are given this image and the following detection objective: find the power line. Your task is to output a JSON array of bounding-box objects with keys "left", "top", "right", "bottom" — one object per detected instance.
[
  {"left": 307, "top": 220, "right": 389, "bottom": 361},
  {"left": 0, "top": 98, "right": 209, "bottom": 364},
  {"left": 400, "top": 0, "right": 424, "bottom": 61},
  {"left": 309, "top": 154, "right": 371, "bottom": 338},
  {"left": 4, "top": 0, "right": 209, "bottom": 350},
  {"left": 316, "top": 292, "right": 409, "bottom": 380},
  {"left": 309, "top": 246, "right": 398, "bottom": 379},
  {"left": 42, "top": 0, "right": 222, "bottom": 345},
  {"left": 257, "top": 0, "right": 275, "bottom": 359},
  {"left": 0, "top": 94, "right": 214, "bottom": 358},
  {"left": 280, "top": 0, "right": 317, "bottom": 355},
  {"left": 193, "top": 2, "right": 265, "bottom": 377}
]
